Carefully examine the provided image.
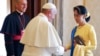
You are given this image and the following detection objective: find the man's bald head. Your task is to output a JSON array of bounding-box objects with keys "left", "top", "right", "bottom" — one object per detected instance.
[{"left": 15, "top": 0, "right": 27, "bottom": 13}]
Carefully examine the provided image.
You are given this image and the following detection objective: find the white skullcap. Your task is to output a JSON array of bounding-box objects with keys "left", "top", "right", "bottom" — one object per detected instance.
[{"left": 42, "top": 3, "right": 57, "bottom": 10}]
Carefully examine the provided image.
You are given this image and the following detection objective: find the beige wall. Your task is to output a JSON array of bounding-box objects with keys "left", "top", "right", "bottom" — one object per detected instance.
[
  {"left": 0, "top": 0, "right": 10, "bottom": 56},
  {"left": 85, "top": 0, "right": 100, "bottom": 55},
  {"left": 63, "top": 0, "right": 99, "bottom": 56}
]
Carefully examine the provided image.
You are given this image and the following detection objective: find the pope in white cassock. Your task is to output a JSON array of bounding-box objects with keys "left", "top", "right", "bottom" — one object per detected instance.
[{"left": 20, "top": 3, "right": 64, "bottom": 56}]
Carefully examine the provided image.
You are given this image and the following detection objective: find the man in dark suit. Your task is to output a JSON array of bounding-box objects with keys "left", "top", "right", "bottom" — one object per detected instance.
[{"left": 0, "top": 0, "right": 30, "bottom": 56}]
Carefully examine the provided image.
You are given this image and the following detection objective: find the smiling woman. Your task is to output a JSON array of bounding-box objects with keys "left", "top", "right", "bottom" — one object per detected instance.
[{"left": 0, "top": 0, "right": 10, "bottom": 56}]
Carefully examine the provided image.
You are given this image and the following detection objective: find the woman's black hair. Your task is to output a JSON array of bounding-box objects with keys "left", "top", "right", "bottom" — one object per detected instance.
[{"left": 73, "top": 5, "right": 90, "bottom": 22}]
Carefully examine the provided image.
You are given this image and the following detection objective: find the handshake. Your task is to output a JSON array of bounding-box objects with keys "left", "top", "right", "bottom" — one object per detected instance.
[
  {"left": 49, "top": 45, "right": 72, "bottom": 55},
  {"left": 48, "top": 46, "right": 65, "bottom": 55},
  {"left": 47, "top": 35, "right": 85, "bottom": 55},
  {"left": 64, "top": 35, "right": 85, "bottom": 52}
]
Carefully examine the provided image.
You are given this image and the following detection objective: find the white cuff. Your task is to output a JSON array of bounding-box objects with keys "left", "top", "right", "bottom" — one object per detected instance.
[{"left": 47, "top": 46, "right": 64, "bottom": 55}]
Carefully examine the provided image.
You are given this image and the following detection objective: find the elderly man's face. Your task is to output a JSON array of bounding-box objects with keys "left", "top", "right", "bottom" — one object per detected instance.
[
  {"left": 16, "top": 0, "right": 27, "bottom": 13},
  {"left": 50, "top": 9, "right": 57, "bottom": 20}
]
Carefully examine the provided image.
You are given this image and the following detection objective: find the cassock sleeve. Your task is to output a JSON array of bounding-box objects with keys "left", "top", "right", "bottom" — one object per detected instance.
[{"left": 0, "top": 13, "right": 21, "bottom": 35}]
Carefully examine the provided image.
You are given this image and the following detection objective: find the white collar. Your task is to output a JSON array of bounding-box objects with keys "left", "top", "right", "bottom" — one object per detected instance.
[
  {"left": 16, "top": 10, "right": 23, "bottom": 15},
  {"left": 38, "top": 13, "right": 48, "bottom": 21}
]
